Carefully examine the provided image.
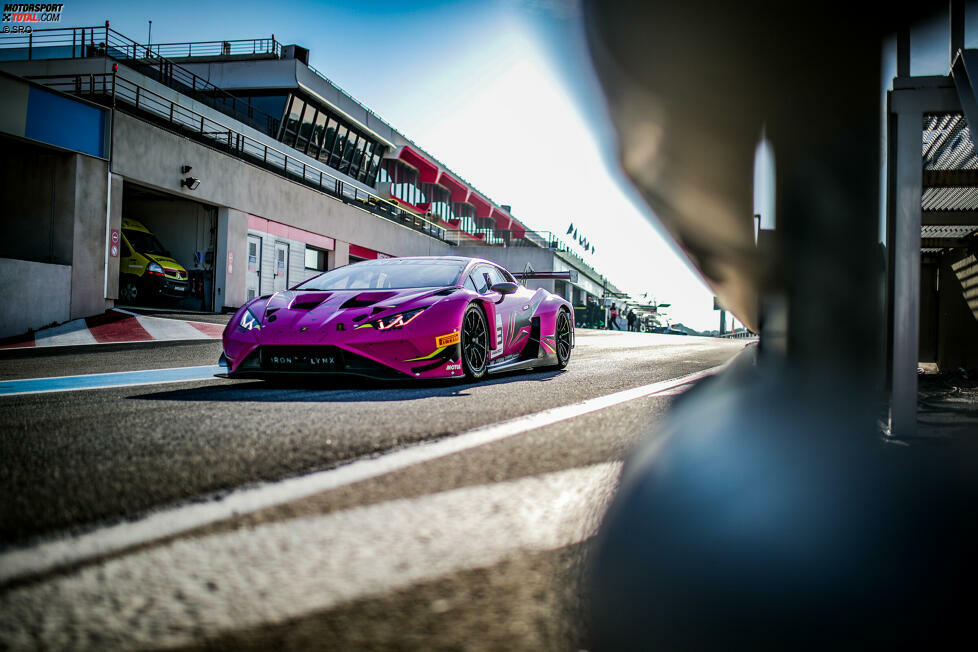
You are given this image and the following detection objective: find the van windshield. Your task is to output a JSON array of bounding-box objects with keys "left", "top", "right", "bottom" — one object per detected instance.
[{"left": 124, "top": 229, "right": 168, "bottom": 257}]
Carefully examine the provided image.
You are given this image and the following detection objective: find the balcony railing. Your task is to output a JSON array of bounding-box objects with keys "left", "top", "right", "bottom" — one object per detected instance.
[
  {"left": 0, "top": 25, "right": 282, "bottom": 135},
  {"left": 142, "top": 38, "right": 281, "bottom": 59},
  {"left": 26, "top": 71, "right": 451, "bottom": 244}
]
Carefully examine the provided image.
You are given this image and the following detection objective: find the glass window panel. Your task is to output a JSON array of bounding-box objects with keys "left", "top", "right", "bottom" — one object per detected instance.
[
  {"left": 340, "top": 132, "right": 359, "bottom": 173},
  {"left": 321, "top": 118, "right": 339, "bottom": 162},
  {"left": 295, "top": 103, "right": 317, "bottom": 151},
  {"left": 377, "top": 159, "right": 391, "bottom": 184},
  {"left": 352, "top": 137, "right": 368, "bottom": 175},
  {"left": 330, "top": 125, "right": 348, "bottom": 167},
  {"left": 309, "top": 110, "right": 328, "bottom": 157},
  {"left": 282, "top": 95, "right": 303, "bottom": 146}
]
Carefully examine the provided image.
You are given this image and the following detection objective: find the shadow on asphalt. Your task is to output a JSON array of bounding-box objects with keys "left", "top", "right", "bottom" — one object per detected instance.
[{"left": 128, "top": 369, "right": 566, "bottom": 403}]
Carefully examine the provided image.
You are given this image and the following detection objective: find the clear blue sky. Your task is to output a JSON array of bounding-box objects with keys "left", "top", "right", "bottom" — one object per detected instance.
[{"left": 65, "top": 0, "right": 722, "bottom": 330}]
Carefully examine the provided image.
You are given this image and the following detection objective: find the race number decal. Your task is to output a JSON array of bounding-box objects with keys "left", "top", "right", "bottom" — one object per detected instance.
[{"left": 492, "top": 314, "right": 504, "bottom": 359}]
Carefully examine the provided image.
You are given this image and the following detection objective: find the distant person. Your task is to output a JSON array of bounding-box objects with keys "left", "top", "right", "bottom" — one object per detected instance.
[
  {"left": 609, "top": 303, "right": 618, "bottom": 330},
  {"left": 627, "top": 309, "right": 636, "bottom": 331}
]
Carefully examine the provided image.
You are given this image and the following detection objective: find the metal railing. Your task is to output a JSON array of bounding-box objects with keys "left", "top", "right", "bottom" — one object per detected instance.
[
  {"left": 27, "top": 71, "right": 451, "bottom": 244},
  {"left": 143, "top": 38, "right": 280, "bottom": 59},
  {"left": 0, "top": 25, "right": 282, "bottom": 135}
]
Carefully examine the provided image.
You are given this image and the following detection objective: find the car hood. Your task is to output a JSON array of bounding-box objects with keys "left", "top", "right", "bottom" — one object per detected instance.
[{"left": 254, "top": 286, "right": 455, "bottom": 335}]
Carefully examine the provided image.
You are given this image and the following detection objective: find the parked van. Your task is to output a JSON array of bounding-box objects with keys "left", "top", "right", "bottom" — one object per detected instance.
[{"left": 119, "top": 218, "right": 189, "bottom": 304}]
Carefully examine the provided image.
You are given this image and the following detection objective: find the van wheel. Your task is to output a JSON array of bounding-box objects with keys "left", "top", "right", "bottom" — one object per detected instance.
[{"left": 120, "top": 276, "right": 139, "bottom": 304}]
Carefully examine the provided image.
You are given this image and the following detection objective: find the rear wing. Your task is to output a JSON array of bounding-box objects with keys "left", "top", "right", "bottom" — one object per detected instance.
[{"left": 510, "top": 264, "right": 578, "bottom": 284}]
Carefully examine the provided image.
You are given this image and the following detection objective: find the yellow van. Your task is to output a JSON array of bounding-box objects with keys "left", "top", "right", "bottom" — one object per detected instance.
[{"left": 118, "top": 218, "right": 190, "bottom": 304}]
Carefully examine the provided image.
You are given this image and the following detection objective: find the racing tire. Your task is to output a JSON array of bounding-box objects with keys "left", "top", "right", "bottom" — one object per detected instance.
[
  {"left": 551, "top": 309, "right": 572, "bottom": 370},
  {"left": 120, "top": 276, "right": 139, "bottom": 305},
  {"left": 461, "top": 304, "right": 489, "bottom": 380}
]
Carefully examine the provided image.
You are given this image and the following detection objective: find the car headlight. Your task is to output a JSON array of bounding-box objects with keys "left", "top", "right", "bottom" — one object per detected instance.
[
  {"left": 364, "top": 307, "right": 426, "bottom": 331},
  {"left": 238, "top": 306, "right": 262, "bottom": 332},
  {"left": 146, "top": 262, "right": 164, "bottom": 277}
]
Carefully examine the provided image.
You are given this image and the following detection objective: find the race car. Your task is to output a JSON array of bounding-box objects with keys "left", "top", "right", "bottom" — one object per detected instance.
[{"left": 219, "top": 256, "right": 574, "bottom": 381}]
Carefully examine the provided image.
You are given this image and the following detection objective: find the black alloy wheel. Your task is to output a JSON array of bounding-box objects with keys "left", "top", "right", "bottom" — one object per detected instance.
[
  {"left": 461, "top": 304, "right": 489, "bottom": 380},
  {"left": 553, "top": 309, "right": 572, "bottom": 369}
]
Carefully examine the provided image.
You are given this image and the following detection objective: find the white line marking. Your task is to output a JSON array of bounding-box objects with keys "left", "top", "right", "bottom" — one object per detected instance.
[
  {"left": 0, "top": 463, "right": 621, "bottom": 649},
  {"left": 0, "top": 365, "right": 719, "bottom": 585}
]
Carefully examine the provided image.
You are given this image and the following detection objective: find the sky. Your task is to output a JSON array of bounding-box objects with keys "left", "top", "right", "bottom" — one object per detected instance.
[{"left": 66, "top": 0, "right": 722, "bottom": 330}]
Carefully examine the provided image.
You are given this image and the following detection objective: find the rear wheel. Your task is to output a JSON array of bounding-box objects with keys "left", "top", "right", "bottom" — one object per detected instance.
[
  {"left": 553, "top": 309, "right": 572, "bottom": 369},
  {"left": 461, "top": 304, "right": 489, "bottom": 380}
]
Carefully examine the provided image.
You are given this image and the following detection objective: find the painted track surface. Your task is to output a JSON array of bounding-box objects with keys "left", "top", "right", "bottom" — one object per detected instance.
[{"left": 0, "top": 328, "right": 744, "bottom": 649}]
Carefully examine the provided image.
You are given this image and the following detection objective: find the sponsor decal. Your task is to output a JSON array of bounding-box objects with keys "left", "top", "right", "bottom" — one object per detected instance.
[
  {"left": 491, "top": 314, "right": 503, "bottom": 359},
  {"left": 436, "top": 332, "right": 460, "bottom": 348},
  {"left": 2, "top": 3, "right": 63, "bottom": 28},
  {"left": 445, "top": 361, "right": 462, "bottom": 372}
]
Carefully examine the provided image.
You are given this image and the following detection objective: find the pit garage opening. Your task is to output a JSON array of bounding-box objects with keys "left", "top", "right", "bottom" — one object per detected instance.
[{"left": 119, "top": 183, "right": 218, "bottom": 311}]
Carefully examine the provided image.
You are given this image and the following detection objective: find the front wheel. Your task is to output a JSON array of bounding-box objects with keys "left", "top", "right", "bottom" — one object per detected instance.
[
  {"left": 461, "top": 304, "right": 489, "bottom": 380},
  {"left": 120, "top": 276, "right": 139, "bottom": 305},
  {"left": 552, "top": 309, "right": 572, "bottom": 369}
]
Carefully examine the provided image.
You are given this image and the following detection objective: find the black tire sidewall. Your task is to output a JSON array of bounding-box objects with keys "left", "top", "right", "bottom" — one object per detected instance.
[
  {"left": 555, "top": 309, "right": 571, "bottom": 369},
  {"left": 462, "top": 304, "right": 489, "bottom": 380}
]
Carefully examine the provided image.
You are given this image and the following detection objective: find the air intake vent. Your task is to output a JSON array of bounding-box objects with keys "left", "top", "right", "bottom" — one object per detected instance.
[
  {"left": 290, "top": 292, "right": 332, "bottom": 310},
  {"left": 432, "top": 287, "right": 458, "bottom": 296},
  {"left": 340, "top": 291, "right": 397, "bottom": 309}
]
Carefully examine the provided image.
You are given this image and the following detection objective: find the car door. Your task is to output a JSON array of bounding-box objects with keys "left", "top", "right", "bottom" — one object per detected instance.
[
  {"left": 492, "top": 266, "right": 537, "bottom": 357},
  {"left": 474, "top": 264, "right": 523, "bottom": 361}
]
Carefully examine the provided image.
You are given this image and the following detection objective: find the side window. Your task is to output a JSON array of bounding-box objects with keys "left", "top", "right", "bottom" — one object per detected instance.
[
  {"left": 465, "top": 275, "right": 478, "bottom": 292},
  {"left": 121, "top": 239, "right": 132, "bottom": 258},
  {"left": 471, "top": 267, "right": 491, "bottom": 293},
  {"left": 487, "top": 266, "right": 507, "bottom": 286}
]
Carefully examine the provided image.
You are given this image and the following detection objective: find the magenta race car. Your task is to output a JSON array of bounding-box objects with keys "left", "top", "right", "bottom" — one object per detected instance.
[{"left": 218, "top": 256, "right": 574, "bottom": 381}]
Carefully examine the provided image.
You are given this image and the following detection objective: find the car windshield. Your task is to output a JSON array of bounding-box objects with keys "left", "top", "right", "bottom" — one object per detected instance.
[
  {"left": 124, "top": 229, "right": 168, "bottom": 257},
  {"left": 296, "top": 259, "right": 466, "bottom": 290}
]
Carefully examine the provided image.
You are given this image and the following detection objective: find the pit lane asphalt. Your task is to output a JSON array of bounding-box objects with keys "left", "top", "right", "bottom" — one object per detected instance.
[{"left": 0, "top": 329, "right": 743, "bottom": 548}]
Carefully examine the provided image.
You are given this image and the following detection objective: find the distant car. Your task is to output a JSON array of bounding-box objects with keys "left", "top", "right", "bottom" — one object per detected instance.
[{"left": 219, "top": 256, "right": 574, "bottom": 381}]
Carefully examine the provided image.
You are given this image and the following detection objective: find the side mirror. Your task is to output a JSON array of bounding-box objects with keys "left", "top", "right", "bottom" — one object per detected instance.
[{"left": 490, "top": 281, "right": 518, "bottom": 303}]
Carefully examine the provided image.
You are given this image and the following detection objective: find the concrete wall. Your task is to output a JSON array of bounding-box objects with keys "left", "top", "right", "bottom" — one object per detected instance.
[
  {"left": 69, "top": 154, "right": 110, "bottom": 319},
  {"left": 110, "top": 112, "right": 453, "bottom": 261},
  {"left": 105, "top": 172, "right": 123, "bottom": 300},
  {"left": 331, "top": 240, "right": 350, "bottom": 268},
  {"left": 0, "top": 258, "right": 71, "bottom": 338},
  {"left": 938, "top": 251, "right": 978, "bottom": 372},
  {"left": 216, "top": 208, "right": 248, "bottom": 309}
]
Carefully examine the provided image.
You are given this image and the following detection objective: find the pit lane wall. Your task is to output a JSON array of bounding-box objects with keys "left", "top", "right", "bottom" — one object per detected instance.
[{"left": 0, "top": 258, "right": 71, "bottom": 338}]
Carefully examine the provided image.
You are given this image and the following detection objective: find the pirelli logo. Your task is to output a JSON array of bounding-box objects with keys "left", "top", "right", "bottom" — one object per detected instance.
[{"left": 436, "top": 332, "right": 459, "bottom": 348}]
